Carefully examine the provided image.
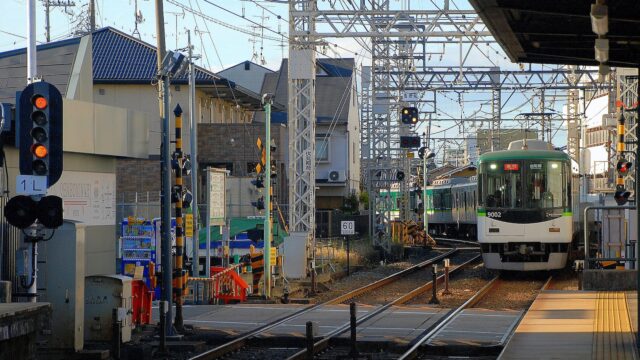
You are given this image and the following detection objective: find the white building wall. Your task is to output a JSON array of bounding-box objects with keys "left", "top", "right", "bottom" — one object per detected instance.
[{"left": 218, "top": 61, "right": 274, "bottom": 94}]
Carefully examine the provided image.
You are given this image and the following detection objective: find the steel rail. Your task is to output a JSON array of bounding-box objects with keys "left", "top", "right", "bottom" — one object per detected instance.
[
  {"left": 432, "top": 237, "right": 480, "bottom": 248},
  {"left": 286, "top": 253, "right": 482, "bottom": 360},
  {"left": 188, "top": 248, "right": 458, "bottom": 360},
  {"left": 399, "top": 275, "right": 552, "bottom": 360},
  {"left": 327, "top": 248, "right": 458, "bottom": 304}
]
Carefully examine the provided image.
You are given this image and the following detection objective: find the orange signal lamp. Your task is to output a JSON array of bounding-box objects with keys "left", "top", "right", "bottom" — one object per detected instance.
[
  {"left": 33, "top": 95, "right": 48, "bottom": 110},
  {"left": 32, "top": 144, "right": 48, "bottom": 158}
]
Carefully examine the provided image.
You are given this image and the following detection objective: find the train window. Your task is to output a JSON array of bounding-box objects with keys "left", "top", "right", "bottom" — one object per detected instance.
[
  {"left": 480, "top": 161, "right": 523, "bottom": 208},
  {"left": 525, "top": 160, "right": 568, "bottom": 209}
]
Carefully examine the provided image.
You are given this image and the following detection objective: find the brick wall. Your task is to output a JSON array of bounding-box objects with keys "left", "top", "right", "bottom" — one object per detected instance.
[{"left": 117, "top": 159, "right": 161, "bottom": 194}]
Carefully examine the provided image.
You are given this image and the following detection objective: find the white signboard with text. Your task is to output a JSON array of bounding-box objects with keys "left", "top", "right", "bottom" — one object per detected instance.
[
  {"left": 341, "top": 220, "right": 355, "bottom": 235},
  {"left": 208, "top": 168, "right": 226, "bottom": 226},
  {"left": 47, "top": 171, "right": 116, "bottom": 226}
]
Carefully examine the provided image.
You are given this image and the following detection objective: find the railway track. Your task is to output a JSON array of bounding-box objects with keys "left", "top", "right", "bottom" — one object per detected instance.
[
  {"left": 188, "top": 246, "right": 476, "bottom": 360},
  {"left": 284, "top": 252, "right": 482, "bottom": 360},
  {"left": 397, "top": 274, "right": 552, "bottom": 360}
]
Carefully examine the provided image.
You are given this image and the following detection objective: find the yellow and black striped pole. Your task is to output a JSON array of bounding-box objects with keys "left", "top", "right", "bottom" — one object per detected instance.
[
  {"left": 616, "top": 108, "right": 626, "bottom": 189},
  {"left": 173, "top": 104, "right": 185, "bottom": 329}
]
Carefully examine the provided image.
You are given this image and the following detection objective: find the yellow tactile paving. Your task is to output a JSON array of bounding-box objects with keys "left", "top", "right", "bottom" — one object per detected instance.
[{"left": 499, "top": 291, "right": 638, "bottom": 360}]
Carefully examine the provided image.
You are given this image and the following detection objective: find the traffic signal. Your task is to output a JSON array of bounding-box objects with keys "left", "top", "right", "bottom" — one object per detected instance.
[
  {"left": 17, "top": 81, "right": 63, "bottom": 187},
  {"left": 617, "top": 159, "right": 633, "bottom": 175},
  {"left": 614, "top": 188, "right": 631, "bottom": 206},
  {"left": 401, "top": 107, "right": 419, "bottom": 125},
  {"left": 400, "top": 136, "right": 420, "bottom": 148}
]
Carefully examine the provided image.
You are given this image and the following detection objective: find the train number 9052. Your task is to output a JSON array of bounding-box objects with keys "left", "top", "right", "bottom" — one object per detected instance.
[{"left": 487, "top": 211, "right": 502, "bottom": 218}]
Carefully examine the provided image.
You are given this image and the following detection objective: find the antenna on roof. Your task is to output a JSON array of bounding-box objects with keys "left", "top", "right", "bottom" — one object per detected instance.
[{"left": 132, "top": 0, "right": 144, "bottom": 40}]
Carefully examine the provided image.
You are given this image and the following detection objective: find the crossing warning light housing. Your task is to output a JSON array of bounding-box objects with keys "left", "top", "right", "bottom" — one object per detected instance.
[
  {"left": 616, "top": 159, "right": 633, "bottom": 175},
  {"left": 614, "top": 189, "right": 631, "bottom": 206}
]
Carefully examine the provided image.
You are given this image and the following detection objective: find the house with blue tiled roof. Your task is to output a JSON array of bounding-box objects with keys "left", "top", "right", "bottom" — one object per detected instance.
[{"left": 0, "top": 27, "right": 278, "bottom": 275}]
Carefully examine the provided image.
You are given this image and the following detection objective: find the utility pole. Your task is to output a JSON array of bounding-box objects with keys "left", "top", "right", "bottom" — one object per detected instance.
[
  {"left": 263, "top": 94, "right": 273, "bottom": 298},
  {"left": 154, "top": 0, "right": 172, "bottom": 343},
  {"left": 43, "top": 0, "right": 76, "bottom": 43},
  {"left": 89, "top": 0, "right": 95, "bottom": 32},
  {"left": 187, "top": 30, "right": 199, "bottom": 278}
]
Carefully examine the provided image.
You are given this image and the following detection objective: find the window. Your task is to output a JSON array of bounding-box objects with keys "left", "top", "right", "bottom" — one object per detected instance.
[
  {"left": 479, "top": 159, "right": 569, "bottom": 210},
  {"left": 316, "top": 135, "right": 329, "bottom": 161},
  {"left": 525, "top": 161, "right": 567, "bottom": 209},
  {"left": 244, "top": 61, "right": 250, "bottom": 70},
  {"left": 480, "top": 161, "right": 523, "bottom": 208}
]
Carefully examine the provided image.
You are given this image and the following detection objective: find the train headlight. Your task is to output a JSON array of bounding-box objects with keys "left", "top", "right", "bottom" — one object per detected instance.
[{"left": 490, "top": 163, "right": 497, "bottom": 170}]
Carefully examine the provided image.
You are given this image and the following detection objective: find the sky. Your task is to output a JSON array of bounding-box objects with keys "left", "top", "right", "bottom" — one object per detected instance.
[{"left": 0, "top": 0, "right": 578, "bottom": 158}]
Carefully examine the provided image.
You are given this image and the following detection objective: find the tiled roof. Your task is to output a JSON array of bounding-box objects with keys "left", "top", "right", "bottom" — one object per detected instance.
[{"left": 92, "top": 27, "right": 228, "bottom": 85}]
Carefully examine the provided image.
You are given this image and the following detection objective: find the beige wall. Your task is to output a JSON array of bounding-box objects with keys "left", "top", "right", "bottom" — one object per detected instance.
[{"left": 93, "top": 84, "right": 253, "bottom": 157}]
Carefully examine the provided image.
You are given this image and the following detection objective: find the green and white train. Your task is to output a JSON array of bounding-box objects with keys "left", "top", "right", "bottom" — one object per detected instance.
[
  {"left": 477, "top": 140, "right": 574, "bottom": 270},
  {"left": 424, "top": 140, "right": 576, "bottom": 271}
]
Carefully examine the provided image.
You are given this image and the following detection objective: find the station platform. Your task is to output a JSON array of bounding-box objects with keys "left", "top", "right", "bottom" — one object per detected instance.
[
  {"left": 0, "top": 302, "right": 51, "bottom": 360},
  {"left": 499, "top": 291, "right": 639, "bottom": 360}
]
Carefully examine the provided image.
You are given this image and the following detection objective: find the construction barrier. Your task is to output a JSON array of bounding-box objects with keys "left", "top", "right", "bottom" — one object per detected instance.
[{"left": 188, "top": 263, "right": 249, "bottom": 304}]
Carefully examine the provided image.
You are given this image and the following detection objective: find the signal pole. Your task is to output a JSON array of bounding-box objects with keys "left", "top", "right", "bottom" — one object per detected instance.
[
  {"left": 263, "top": 95, "right": 273, "bottom": 298},
  {"left": 187, "top": 30, "right": 199, "bottom": 278},
  {"left": 26, "top": 0, "right": 38, "bottom": 303}
]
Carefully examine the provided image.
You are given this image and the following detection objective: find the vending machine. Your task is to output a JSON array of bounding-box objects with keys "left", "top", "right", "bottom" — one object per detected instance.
[{"left": 120, "top": 218, "right": 155, "bottom": 289}]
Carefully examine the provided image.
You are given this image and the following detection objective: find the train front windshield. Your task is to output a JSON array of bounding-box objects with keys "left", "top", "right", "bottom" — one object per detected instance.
[{"left": 479, "top": 160, "right": 570, "bottom": 213}]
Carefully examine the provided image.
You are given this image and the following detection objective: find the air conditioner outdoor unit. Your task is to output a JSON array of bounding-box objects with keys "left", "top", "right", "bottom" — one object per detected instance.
[{"left": 328, "top": 170, "right": 346, "bottom": 182}]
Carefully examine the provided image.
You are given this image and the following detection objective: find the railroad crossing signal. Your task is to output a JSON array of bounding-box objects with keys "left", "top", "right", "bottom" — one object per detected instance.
[
  {"left": 614, "top": 187, "right": 631, "bottom": 206},
  {"left": 252, "top": 196, "right": 265, "bottom": 211},
  {"left": 401, "top": 107, "right": 419, "bottom": 125},
  {"left": 400, "top": 136, "right": 420, "bottom": 148},
  {"left": 616, "top": 159, "right": 633, "bottom": 175},
  {"left": 4, "top": 194, "right": 63, "bottom": 229},
  {"left": 17, "top": 81, "right": 63, "bottom": 187}
]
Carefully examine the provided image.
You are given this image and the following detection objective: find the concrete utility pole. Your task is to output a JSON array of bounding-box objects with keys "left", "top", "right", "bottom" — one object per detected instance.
[
  {"left": 154, "top": 0, "right": 173, "bottom": 341},
  {"left": 187, "top": 30, "right": 199, "bottom": 278},
  {"left": 89, "top": 0, "right": 95, "bottom": 32}
]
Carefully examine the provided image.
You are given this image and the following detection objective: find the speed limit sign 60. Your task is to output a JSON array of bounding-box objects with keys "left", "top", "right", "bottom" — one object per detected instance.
[{"left": 340, "top": 221, "right": 355, "bottom": 235}]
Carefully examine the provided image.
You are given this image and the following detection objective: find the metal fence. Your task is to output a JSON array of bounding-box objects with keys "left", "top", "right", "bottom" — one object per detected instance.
[{"left": 584, "top": 205, "right": 637, "bottom": 270}]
